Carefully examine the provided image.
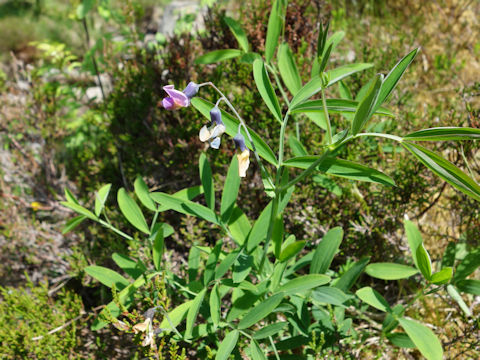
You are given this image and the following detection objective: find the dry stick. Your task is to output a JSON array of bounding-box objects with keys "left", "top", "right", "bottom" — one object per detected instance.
[{"left": 82, "top": 18, "right": 105, "bottom": 101}]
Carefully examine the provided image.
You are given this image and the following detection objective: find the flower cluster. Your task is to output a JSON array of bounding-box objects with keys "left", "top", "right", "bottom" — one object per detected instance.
[{"left": 162, "top": 82, "right": 250, "bottom": 177}]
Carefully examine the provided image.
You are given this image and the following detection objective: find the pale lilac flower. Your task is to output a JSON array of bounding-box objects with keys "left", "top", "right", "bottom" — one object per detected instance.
[
  {"left": 162, "top": 82, "right": 199, "bottom": 110},
  {"left": 199, "top": 106, "right": 226, "bottom": 149}
]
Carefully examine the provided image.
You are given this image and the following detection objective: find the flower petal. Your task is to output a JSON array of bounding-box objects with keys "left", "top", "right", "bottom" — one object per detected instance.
[
  {"left": 163, "top": 85, "right": 189, "bottom": 107},
  {"left": 210, "top": 124, "right": 225, "bottom": 138},
  {"left": 162, "top": 97, "right": 179, "bottom": 110},
  {"left": 237, "top": 149, "right": 250, "bottom": 177},
  {"left": 199, "top": 125, "right": 212, "bottom": 142},
  {"left": 210, "top": 137, "right": 221, "bottom": 149}
]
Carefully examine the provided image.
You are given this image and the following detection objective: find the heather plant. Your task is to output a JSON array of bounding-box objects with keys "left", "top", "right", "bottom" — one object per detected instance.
[{"left": 63, "top": 1, "right": 480, "bottom": 358}]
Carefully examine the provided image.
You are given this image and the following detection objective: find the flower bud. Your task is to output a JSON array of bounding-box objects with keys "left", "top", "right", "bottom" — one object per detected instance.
[
  {"left": 183, "top": 81, "right": 199, "bottom": 99},
  {"left": 233, "top": 132, "right": 247, "bottom": 152},
  {"left": 210, "top": 106, "right": 223, "bottom": 126}
]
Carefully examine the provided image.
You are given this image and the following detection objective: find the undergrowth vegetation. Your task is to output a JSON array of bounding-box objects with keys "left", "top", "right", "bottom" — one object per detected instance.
[{"left": 0, "top": 0, "right": 479, "bottom": 359}]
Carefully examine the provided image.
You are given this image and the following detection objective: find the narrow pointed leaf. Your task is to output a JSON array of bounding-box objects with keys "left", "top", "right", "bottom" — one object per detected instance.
[
  {"left": 264, "top": 0, "right": 285, "bottom": 63},
  {"left": 62, "top": 215, "right": 86, "bottom": 234},
  {"left": 283, "top": 156, "right": 395, "bottom": 186},
  {"left": 375, "top": 48, "right": 418, "bottom": 108},
  {"left": 404, "top": 127, "right": 480, "bottom": 141},
  {"left": 453, "top": 247, "right": 480, "bottom": 282},
  {"left": 290, "top": 98, "right": 394, "bottom": 117},
  {"left": 276, "top": 274, "right": 330, "bottom": 295},
  {"left": 356, "top": 287, "right": 391, "bottom": 312},
  {"left": 253, "top": 59, "right": 283, "bottom": 123},
  {"left": 252, "top": 322, "right": 287, "bottom": 339},
  {"left": 416, "top": 244, "right": 432, "bottom": 280},
  {"left": 278, "top": 43, "right": 302, "bottom": 95},
  {"left": 312, "top": 286, "right": 349, "bottom": 306},
  {"left": 456, "top": 279, "right": 480, "bottom": 296},
  {"left": 216, "top": 330, "right": 239, "bottom": 360},
  {"left": 134, "top": 177, "right": 156, "bottom": 211},
  {"left": 290, "top": 63, "right": 373, "bottom": 108},
  {"left": 351, "top": 74, "right": 383, "bottom": 135},
  {"left": 365, "top": 263, "right": 419, "bottom": 280},
  {"left": 387, "top": 333, "right": 416, "bottom": 348},
  {"left": 279, "top": 240, "right": 306, "bottom": 262},
  {"left": 210, "top": 284, "right": 221, "bottom": 326},
  {"left": 311, "top": 227, "right": 343, "bottom": 274},
  {"left": 112, "top": 253, "right": 146, "bottom": 279},
  {"left": 185, "top": 288, "right": 206, "bottom": 339},
  {"left": 199, "top": 153, "right": 215, "bottom": 210},
  {"left": 95, "top": 183, "right": 112, "bottom": 216},
  {"left": 85, "top": 265, "right": 129, "bottom": 290},
  {"left": 249, "top": 339, "right": 267, "bottom": 360},
  {"left": 152, "top": 225, "right": 164, "bottom": 271},
  {"left": 402, "top": 141, "right": 480, "bottom": 201},
  {"left": 334, "top": 257, "right": 370, "bottom": 292},
  {"left": 404, "top": 220, "right": 423, "bottom": 270},
  {"left": 61, "top": 201, "right": 97, "bottom": 220},
  {"left": 447, "top": 284, "right": 472, "bottom": 316},
  {"left": 398, "top": 318, "right": 443, "bottom": 360},
  {"left": 288, "top": 135, "right": 308, "bottom": 156},
  {"left": 430, "top": 267, "right": 452, "bottom": 285},
  {"left": 117, "top": 188, "right": 150, "bottom": 234},
  {"left": 228, "top": 206, "right": 251, "bottom": 245},
  {"left": 64, "top": 188, "right": 79, "bottom": 204},
  {"left": 150, "top": 192, "right": 220, "bottom": 225},
  {"left": 224, "top": 16, "right": 249, "bottom": 52},
  {"left": 195, "top": 49, "right": 243, "bottom": 64},
  {"left": 192, "top": 98, "right": 277, "bottom": 166},
  {"left": 159, "top": 300, "right": 193, "bottom": 330},
  {"left": 221, "top": 156, "right": 240, "bottom": 223},
  {"left": 237, "top": 293, "right": 284, "bottom": 329}
]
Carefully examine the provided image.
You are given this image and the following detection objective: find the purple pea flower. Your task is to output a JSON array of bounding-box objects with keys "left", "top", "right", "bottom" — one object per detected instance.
[{"left": 162, "top": 82, "right": 199, "bottom": 110}]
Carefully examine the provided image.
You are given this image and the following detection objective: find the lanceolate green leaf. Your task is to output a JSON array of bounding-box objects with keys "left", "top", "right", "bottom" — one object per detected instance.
[
  {"left": 402, "top": 142, "right": 480, "bottom": 201},
  {"left": 276, "top": 274, "right": 330, "bottom": 295},
  {"left": 95, "top": 183, "right": 112, "bottom": 216},
  {"left": 264, "top": 0, "right": 285, "bottom": 63},
  {"left": 210, "top": 284, "right": 221, "bottom": 326},
  {"left": 152, "top": 225, "right": 164, "bottom": 271},
  {"left": 356, "top": 287, "right": 391, "bottom": 312},
  {"left": 456, "top": 279, "right": 480, "bottom": 296},
  {"left": 416, "top": 244, "right": 432, "bottom": 280},
  {"left": 224, "top": 16, "right": 249, "bottom": 52},
  {"left": 252, "top": 322, "right": 288, "bottom": 339},
  {"left": 334, "top": 257, "right": 370, "bottom": 292},
  {"left": 453, "top": 247, "right": 480, "bottom": 282},
  {"left": 117, "top": 188, "right": 150, "bottom": 234},
  {"left": 150, "top": 192, "right": 220, "bottom": 225},
  {"left": 290, "top": 98, "right": 394, "bottom": 117},
  {"left": 278, "top": 43, "right": 302, "bottom": 95},
  {"left": 365, "top": 263, "right": 419, "bottom": 280},
  {"left": 430, "top": 267, "right": 452, "bottom": 285},
  {"left": 279, "top": 240, "right": 306, "bottom": 262},
  {"left": 61, "top": 201, "right": 97, "bottom": 220},
  {"left": 237, "top": 292, "right": 284, "bottom": 329},
  {"left": 221, "top": 156, "right": 241, "bottom": 223},
  {"left": 288, "top": 135, "right": 308, "bottom": 156},
  {"left": 404, "top": 127, "right": 480, "bottom": 141},
  {"left": 62, "top": 215, "right": 86, "bottom": 234},
  {"left": 253, "top": 59, "right": 283, "bottom": 123},
  {"left": 311, "top": 227, "right": 343, "bottom": 274},
  {"left": 404, "top": 220, "right": 423, "bottom": 270},
  {"left": 322, "top": 31, "right": 345, "bottom": 58},
  {"left": 290, "top": 63, "right": 373, "bottom": 109},
  {"left": 351, "top": 74, "right": 383, "bottom": 136},
  {"left": 398, "top": 318, "right": 443, "bottom": 360},
  {"left": 159, "top": 300, "right": 194, "bottom": 330},
  {"left": 447, "top": 284, "right": 472, "bottom": 316},
  {"left": 283, "top": 156, "right": 396, "bottom": 186},
  {"left": 112, "top": 253, "right": 146, "bottom": 279},
  {"left": 195, "top": 49, "right": 243, "bottom": 64},
  {"left": 249, "top": 339, "right": 267, "bottom": 360},
  {"left": 185, "top": 288, "right": 207, "bottom": 339},
  {"left": 375, "top": 48, "right": 418, "bottom": 109},
  {"left": 199, "top": 153, "right": 215, "bottom": 210},
  {"left": 85, "top": 265, "right": 130, "bottom": 290},
  {"left": 191, "top": 98, "right": 277, "bottom": 166},
  {"left": 215, "top": 330, "right": 239, "bottom": 360},
  {"left": 134, "top": 177, "right": 156, "bottom": 211}
]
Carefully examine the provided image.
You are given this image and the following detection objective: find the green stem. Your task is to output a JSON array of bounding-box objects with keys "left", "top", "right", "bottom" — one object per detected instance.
[
  {"left": 354, "top": 132, "right": 404, "bottom": 142},
  {"left": 269, "top": 336, "right": 281, "bottom": 360},
  {"left": 278, "top": 113, "right": 290, "bottom": 167},
  {"left": 98, "top": 219, "right": 133, "bottom": 241},
  {"left": 321, "top": 87, "right": 332, "bottom": 145}
]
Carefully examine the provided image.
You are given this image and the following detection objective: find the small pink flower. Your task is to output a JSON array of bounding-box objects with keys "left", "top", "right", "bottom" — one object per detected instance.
[{"left": 161, "top": 82, "right": 199, "bottom": 110}]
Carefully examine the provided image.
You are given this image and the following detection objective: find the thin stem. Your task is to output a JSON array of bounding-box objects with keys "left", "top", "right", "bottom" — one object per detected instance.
[
  {"left": 460, "top": 144, "right": 476, "bottom": 180},
  {"left": 150, "top": 210, "right": 160, "bottom": 233},
  {"left": 269, "top": 336, "right": 281, "bottom": 360},
  {"left": 278, "top": 113, "right": 290, "bottom": 167},
  {"left": 354, "top": 132, "right": 404, "bottom": 142},
  {"left": 258, "top": 193, "right": 279, "bottom": 275},
  {"left": 98, "top": 219, "right": 133, "bottom": 241},
  {"left": 321, "top": 87, "right": 332, "bottom": 145},
  {"left": 200, "top": 82, "right": 274, "bottom": 184},
  {"left": 82, "top": 18, "right": 105, "bottom": 101},
  {"left": 266, "top": 63, "right": 290, "bottom": 106}
]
